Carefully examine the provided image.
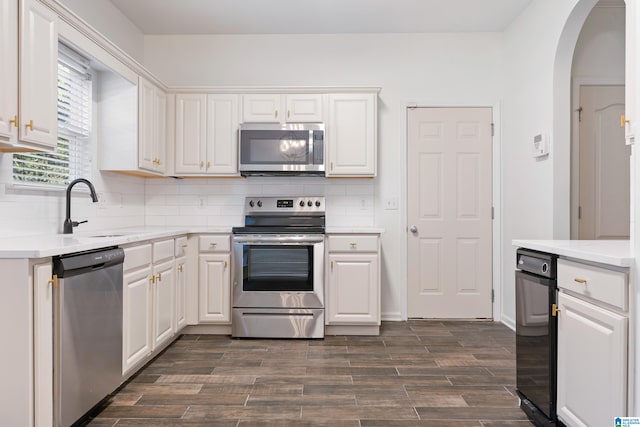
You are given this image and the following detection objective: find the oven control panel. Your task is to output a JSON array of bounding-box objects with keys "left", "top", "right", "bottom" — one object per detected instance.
[{"left": 245, "top": 197, "right": 325, "bottom": 213}]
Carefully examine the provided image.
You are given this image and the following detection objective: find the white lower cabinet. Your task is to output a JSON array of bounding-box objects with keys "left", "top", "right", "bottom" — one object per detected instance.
[
  {"left": 198, "top": 234, "right": 232, "bottom": 323},
  {"left": 33, "top": 261, "right": 54, "bottom": 427},
  {"left": 326, "top": 234, "right": 380, "bottom": 325},
  {"left": 122, "top": 238, "right": 178, "bottom": 376},
  {"left": 152, "top": 257, "right": 175, "bottom": 348},
  {"left": 1, "top": 258, "right": 52, "bottom": 427},
  {"left": 556, "top": 258, "right": 628, "bottom": 427},
  {"left": 122, "top": 243, "right": 153, "bottom": 375},
  {"left": 175, "top": 236, "right": 188, "bottom": 330}
]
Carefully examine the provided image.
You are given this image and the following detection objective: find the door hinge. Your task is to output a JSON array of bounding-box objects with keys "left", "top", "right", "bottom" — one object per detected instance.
[
  {"left": 491, "top": 289, "right": 495, "bottom": 303},
  {"left": 491, "top": 123, "right": 495, "bottom": 136},
  {"left": 578, "top": 205, "right": 582, "bottom": 219},
  {"left": 491, "top": 206, "right": 495, "bottom": 220}
]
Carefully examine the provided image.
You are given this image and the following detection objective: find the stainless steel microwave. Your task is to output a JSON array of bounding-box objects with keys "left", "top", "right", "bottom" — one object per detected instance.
[{"left": 238, "top": 123, "right": 324, "bottom": 176}]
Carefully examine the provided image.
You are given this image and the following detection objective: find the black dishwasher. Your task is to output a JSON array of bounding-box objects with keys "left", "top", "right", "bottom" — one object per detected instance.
[{"left": 515, "top": 248, "right": 563, "bottom": 427}]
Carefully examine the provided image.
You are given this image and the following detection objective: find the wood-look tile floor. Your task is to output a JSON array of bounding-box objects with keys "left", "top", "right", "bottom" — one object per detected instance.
[{"left": 87, "top": 321, "right": 535, "bottom": 427}]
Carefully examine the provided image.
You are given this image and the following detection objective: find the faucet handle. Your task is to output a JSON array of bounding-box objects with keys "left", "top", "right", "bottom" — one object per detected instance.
[{"left": 73, "top": 220, "right": 88, "bottom": 227}]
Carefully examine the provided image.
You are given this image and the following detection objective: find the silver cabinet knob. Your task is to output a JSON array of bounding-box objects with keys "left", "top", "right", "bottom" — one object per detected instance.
[{"left": 410, "top": 226, "right": 418, "bottom": 233}]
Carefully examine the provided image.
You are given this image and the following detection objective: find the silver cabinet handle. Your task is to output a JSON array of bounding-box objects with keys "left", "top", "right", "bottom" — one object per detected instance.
[{"left": 410, "top": 226, "right": 418, "bottom": 233}]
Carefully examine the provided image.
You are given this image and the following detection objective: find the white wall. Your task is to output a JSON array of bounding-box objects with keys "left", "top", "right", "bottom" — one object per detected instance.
[
  {"left": 500, "top": 0, "right": 597, "bottom": 328},
  {"left": 56, "top": 0, "right": 145, "bottom": 63},
  {"left": 573, "top": 5, "right": 626, "bottom": 80},
  {"left": 143, "top": 33, "right": 504, "bottom": 320}
]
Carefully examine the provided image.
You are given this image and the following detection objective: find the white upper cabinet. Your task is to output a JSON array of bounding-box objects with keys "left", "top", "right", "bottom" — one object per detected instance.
[
  {"left": 138, "top": 76, "right": 167, "bottom": 174},
  {"left": 19, "top": 0, "right": 58, "bottom": 149},
  {"left": 206, "top": 94, "right": 239, "bottom": 174},
  {"left": 0, "top": 0, "right": 17, "bottom": 145},
  {"left": 242, "top": 94, "right": 281, "bottom": 123},
  {"left": 326, "top": 93, "right": 377, "bottom": 177},
  {"left": 0, "top": 0, "right": 57, "bottom": 151},
  {"left": 285, "top": 94, "right": 323, "bottom": 122},
  {"left": 175, "top": 94, "right": 207, "bottom": 174},
  {"left": 242, "top": 94, "right": 323, "bottom": 123},
  {"left": 175, "top": 93, "right": 239, "bottom": 176}
]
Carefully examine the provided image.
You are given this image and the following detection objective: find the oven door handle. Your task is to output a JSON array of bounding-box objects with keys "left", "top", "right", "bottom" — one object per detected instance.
[{"left": 233, "top": 235, "right": 325, "bottom": 244}]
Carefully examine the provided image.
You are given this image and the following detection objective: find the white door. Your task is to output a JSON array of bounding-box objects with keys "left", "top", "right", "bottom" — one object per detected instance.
[
  {"left": 556, "top": 292, "right": 627, "bottom": 426},
  {"left": 206, "top": 94, "right": 239, "bottom": 174},
  {"left": 578, "top": 85, "right": 629, "bottom": 239},
  {"left": 175, "top": 94, "right": 207, "bottom": 174},
  {"left": 407, "top": 107, "right": 493, "bottom": 319},
  {"left": 327, "top": 253, "right": 379, "bottom": 324},
  {"left": 152, "top": 259, "right": 175, "bottom": 349},
  {"left": 19, "top": 0, "right": 58, "bottom": 148},
  {"left": 199, "top": 254, "right": 231, "bottom": 323}
]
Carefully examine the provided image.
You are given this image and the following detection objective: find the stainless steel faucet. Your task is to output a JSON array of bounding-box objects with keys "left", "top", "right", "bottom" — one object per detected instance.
[{"left": 63, "top": 178, "right": 98, "bottom": 234}]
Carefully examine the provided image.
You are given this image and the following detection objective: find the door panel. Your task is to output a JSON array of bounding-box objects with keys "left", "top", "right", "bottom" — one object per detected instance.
[
  {"left": 578, "top": 85, "right": 629, "bottom": 239},
  {"left": 407, "top": 107, "right": 492, "bottom": 319}
]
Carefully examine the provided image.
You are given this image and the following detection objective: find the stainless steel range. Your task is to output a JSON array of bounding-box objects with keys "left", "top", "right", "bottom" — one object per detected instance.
[{"left": 232, "top": 197, "right": 325, "bottom": 338}]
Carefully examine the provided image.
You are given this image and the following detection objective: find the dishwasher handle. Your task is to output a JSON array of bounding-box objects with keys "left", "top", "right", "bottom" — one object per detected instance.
[{"left": 53, "top": 247, "right": 124, "bottom": 278}]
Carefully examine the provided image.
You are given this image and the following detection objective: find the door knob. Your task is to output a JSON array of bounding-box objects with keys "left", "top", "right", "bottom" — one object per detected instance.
[{"left": 410, "top": 225, "right": 418, "bottom": 233}]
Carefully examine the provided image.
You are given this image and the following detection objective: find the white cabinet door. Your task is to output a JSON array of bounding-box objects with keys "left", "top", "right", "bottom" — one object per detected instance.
[
  {"left": 242, "top": 94, "right": 281, "bottom": 122},
  {"left": 0, "top": 0, "right": 17, "bottom": 143},
  {"left": 199, "top": 253, "right": 231, "bottom": 323},
  {"left": 285, "top": 94, "right": 323, "bottom": 122},
  {"left": 206, "top": 94, "right": 239, "bottom": 174},
  {"left": 175, "top": 256, "right": 187, "bottom": 331},
  {"left": 326, "top": 93, "right": 377, "bottom": 176},
  {"left": 19, "top": 0, "right": 58, "bottom": 148},
  {"left": 123, "top": 266, "right": 152, "bottom": 375},
  {"left": 326, "top": 252, "right": 379, "bottom": 324},
  {"left": 33, "top": 261, "right": 53, "bottom": 427},
  {"left": 139, "top": 77, "right": 167, "bottom": 174},
  {"left": 557, "top": 292, "right": 627, "bottom": 427},
  {"left": 155, "top": 87, "right": 167, "bottom": 173},
  {"left": 138, "top": 76, "right": 156, "bottom": 171},
  {"left": 175, "top": 94, "right": 207, "bottom": 173},
  {"left": 152, "top": 258, "right": 175, "bottom": 349}
]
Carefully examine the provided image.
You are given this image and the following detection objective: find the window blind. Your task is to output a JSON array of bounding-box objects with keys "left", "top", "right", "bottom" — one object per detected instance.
[{"left": 13, "top": 42, "right": 92, "bottom": 187}]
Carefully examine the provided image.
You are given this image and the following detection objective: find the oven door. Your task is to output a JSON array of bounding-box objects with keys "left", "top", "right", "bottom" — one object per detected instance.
[{"left": 232, "top": 234, "right": 324, "bottom": 309}]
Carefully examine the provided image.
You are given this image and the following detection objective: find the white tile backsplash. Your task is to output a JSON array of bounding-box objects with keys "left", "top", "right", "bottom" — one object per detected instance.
[
  {"left": 143, "top": 177, "right": 376, "bottom": 228},
  {"left": 0, "top": 147, "right": 375, "bottom": 237}
]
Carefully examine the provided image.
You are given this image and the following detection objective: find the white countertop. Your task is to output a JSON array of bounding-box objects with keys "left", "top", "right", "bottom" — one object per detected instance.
[
  {"left": 0, "top": 226, "right": 383, "bottom": 259},
  {"left": 513, "top": 239, "right": 633, "bottom": 267},
  {"left": 0, "top": 227, "right": 197, "bottom": 259}
]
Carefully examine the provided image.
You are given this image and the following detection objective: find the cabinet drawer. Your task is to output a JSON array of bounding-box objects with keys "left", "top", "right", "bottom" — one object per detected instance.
[
  {"left": 199, "top": 235, "right": 231, "bottom": 252},
  {"left": 327, "top": 235, "right": 378, "bottom": 252},
  {"left": 153, "top": 239, "right": 175, "bottom": 263},
  {"left": 557, "top": 258, "right": 628, "bottom": 310},
  {"left": 175, "top": 236, "right": 188, "bottom": 257},
  {"left": 123, "top": 243, "right": 152, "bottom": 271}
]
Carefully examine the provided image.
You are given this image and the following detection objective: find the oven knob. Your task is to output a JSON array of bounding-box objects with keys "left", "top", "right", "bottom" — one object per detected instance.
[
  {"left": 257, "top": 200, "right": 262, "bottom": 208},
  {"left": 249, "top": 200, "right": 255, "bottom": 207},
  {"left": 307, "top": 200, "right": 313, "bottom": 207},
  {"left": 315, "top": 200, "right": 321, "bottom": 207},
  {"left": 299, "top": 200, "right": 305, "bottom": 207}
]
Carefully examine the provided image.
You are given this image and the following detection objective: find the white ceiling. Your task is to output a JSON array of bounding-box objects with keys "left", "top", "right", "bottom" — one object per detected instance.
[{"left": 108, "top": 0, "right": 534, "bottom": 35}]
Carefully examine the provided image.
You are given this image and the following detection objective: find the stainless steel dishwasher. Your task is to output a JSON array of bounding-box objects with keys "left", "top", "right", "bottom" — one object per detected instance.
[{"left": 52, "top": 247, "right": 125, "bottom": 427}]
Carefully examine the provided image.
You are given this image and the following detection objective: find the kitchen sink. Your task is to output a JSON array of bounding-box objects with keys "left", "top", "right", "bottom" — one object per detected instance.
[{"left": 87, "top": 234, "right": 126, "bottom": 238}]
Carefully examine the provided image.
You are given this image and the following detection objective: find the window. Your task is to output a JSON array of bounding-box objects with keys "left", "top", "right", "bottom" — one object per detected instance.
[{"left": 12, "top": 43, "right": 92, "bottom": 187}]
